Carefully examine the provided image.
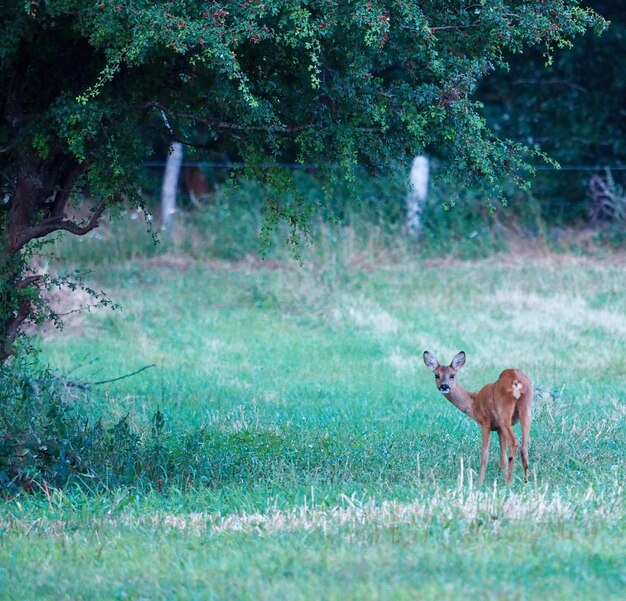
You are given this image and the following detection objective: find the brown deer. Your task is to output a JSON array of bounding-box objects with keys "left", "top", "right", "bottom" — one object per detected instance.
[{"left": 423, "top": 351, "right": 532, "bottom": 486}]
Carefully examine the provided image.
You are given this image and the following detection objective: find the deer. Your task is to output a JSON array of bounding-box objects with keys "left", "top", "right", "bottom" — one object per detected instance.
[{"left": 423, "top": 351, "right": 532, "bottom": 487}]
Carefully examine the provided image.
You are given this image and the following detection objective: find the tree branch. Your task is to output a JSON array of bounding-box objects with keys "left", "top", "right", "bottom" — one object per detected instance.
[
  {"left": 48, "top": 164, "right": 88, "bottom": 221},
  {"left": 15, "top": 275, "right": 44, "bottom": 289},
  {"left": 146, "top": 103, "right": 380, "bottom": 152},
  {"left": 430, "top": 25, "right": 481, "bottom": 32},
  {"left": 5, "top": 203, "right": 107, "bottom": 254},
  {"left": 401, "top": 24, "right": 483, "bottom": 34},
  {"left": 148, "top": 102, "right": 318, "bottom": 135},
  {"left": 62, "top": 364, "right": 157, "bottom": 390}
]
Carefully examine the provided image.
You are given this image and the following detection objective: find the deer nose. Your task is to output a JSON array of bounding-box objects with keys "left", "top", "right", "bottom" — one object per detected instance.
[{"left": 439, "top": 384, "right": 450, "bottom": 392}]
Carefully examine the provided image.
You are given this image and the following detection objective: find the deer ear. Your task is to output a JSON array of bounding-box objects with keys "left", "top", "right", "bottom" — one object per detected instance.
[
  {"left": 451, "top": 351, "right": 466, "bottom": 370},
  {"left": 423, "top": 351, "right": 439, "bottom": 371}
]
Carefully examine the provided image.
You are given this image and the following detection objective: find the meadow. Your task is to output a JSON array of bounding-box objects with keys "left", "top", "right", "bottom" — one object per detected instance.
[{"left": 0, "top": 205, "right": 625, "bottom": 600}]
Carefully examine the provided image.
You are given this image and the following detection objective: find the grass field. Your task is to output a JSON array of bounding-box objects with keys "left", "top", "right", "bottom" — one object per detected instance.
[{"left": 1, "top": 224, "right": 625, "bottom": 599}]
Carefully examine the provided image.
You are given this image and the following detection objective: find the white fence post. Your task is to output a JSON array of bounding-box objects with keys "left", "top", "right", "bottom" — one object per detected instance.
[
  {"left": 160, "top": 141, "right": 183, "bottom": 235},
  {"left": 406, "top": 155, "right": 430, "bottom": 238}
]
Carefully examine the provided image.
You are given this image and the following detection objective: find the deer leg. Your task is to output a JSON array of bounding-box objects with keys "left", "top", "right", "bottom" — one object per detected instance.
[
  {"left": 497, "top": 430, "right": 508, "bottom": 475},
  {"left": 478, "top": 425, "right": 491, "bottom": 487},
  {"left": 520, "top": 408, "right": 531, "bottom": 483},
  {"left": 501, "top": 424, "right": 519, "bottom": 484}
]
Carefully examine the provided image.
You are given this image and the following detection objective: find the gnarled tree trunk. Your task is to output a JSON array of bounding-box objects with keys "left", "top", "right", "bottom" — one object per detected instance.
[{"left": 1, "top": 150, "right": 106, "bottom": 361}]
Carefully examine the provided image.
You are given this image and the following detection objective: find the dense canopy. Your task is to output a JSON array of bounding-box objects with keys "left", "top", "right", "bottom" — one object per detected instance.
[{"left": 0, "top": 1, "right": 606, "bottom": 358}]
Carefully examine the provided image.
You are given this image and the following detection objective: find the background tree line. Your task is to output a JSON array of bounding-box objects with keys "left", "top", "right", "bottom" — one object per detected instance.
[{"left": 479, "top": 1, "right": 625, "bottom": 223}]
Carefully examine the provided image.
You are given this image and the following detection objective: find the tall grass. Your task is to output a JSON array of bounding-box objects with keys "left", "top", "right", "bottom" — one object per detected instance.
[{"left": 50, "top": 169, "right": 563, "bottom": 269}]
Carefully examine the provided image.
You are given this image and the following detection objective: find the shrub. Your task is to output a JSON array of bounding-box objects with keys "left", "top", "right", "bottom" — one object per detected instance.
[{"left": 0, "top": 360, "right": 162, "bottom": 493}]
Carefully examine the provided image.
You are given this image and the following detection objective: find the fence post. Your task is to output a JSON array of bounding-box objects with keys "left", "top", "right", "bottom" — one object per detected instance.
[
  {"left": 161, "top": 141, "right": 183, "bottom": 235},
  {"left": 406, "top": 155, "right": 430, "bottom": 238}
]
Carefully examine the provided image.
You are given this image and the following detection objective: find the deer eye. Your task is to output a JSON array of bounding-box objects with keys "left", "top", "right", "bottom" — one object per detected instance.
[
  {"left": 434, "top": 374, "right": 440, "bottom": 379},
  {"left": 450, "top": 374, "right": 455, "bottom": 379}
]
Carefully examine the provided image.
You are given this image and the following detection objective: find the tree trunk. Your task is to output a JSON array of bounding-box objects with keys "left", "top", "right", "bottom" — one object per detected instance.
[{"left": 0, "top": 151, "right": 104, "bottom": 361}]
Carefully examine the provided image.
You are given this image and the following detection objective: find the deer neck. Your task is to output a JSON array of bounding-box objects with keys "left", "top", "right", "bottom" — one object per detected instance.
[{"left": 443, "top": 384, "right": 476, "bottom": 420}]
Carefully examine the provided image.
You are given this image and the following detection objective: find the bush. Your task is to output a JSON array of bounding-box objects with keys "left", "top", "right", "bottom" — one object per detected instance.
[
  {"left": 0, "top": 360, "right": 431, "bottom": 494},
  {"left": 0, "top": 360, "right": 86, "bottom": 492},
  {"left": 0, "top": 360, "right": 167, "bottom": 493},
  {"left": 0, "top": 360, "right": 335, "bottom": 493}
]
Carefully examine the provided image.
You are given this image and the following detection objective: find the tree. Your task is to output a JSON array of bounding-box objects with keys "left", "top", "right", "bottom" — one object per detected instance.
[
  {"left": 478, "top": 1, "right": 624, "bottom": 220},
  {"left": 0, "top": 1, "right": 606, "bottom": 360}
]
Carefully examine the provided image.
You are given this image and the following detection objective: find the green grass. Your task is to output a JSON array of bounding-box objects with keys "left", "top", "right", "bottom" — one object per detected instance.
[
  {"left": 1, "top": 224, "right": 625, "bottom": 599},
  {"left": 2, "top": 483, "right": 624, "bottom": 600}
]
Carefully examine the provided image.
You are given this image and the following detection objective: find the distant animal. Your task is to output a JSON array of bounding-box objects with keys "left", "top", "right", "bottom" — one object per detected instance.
[
  {"left": 182, "top": 166, "right": 212, "bottom": 207},
  {"left": 423, "top": 350, "right": 533, "bottom": 486}
]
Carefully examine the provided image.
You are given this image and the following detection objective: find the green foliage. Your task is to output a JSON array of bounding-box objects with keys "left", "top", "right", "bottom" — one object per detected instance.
[
  {"left": 0, "top": 1, "right": 609, "bottom": 357},
  {"left": 0, "top": 237, "right": 115, "bottom": 360},
  {"left": 0, "top": 360, "right": 126, "bottom": 491},
  {"left": 0, "top": 360, "right": 84, "bottom": 491},
  {"left": 479, "top": 1, "right": 624, "bottom": 220},
  {"left": 1, "top": 1, "right": 608, "bottom": 215}
]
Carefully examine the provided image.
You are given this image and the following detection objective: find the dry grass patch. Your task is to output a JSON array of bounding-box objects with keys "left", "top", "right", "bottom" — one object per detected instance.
[{"left": 5, "top": 485, "right": 622, "bottom": 540}]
